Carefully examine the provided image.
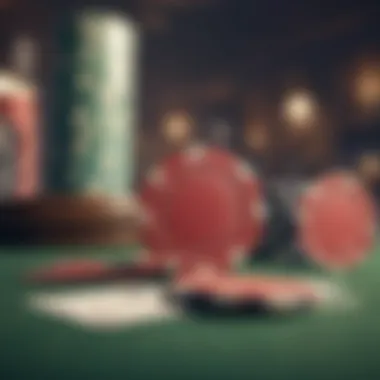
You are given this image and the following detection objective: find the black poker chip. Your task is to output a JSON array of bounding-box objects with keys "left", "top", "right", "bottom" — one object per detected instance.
[{"left": 170, "top": 270, "right": 320, "bottom": 318}]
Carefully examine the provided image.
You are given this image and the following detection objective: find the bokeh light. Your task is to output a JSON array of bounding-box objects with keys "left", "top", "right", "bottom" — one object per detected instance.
[
  {"left": 281, "top": 90, "right": 318, "bottom": 129},
  {"left": 354, "top": 63, "right": 380, "bottom": 110},
  {"left": 161, "top": 110, "right": 193, "bottom": 146}
]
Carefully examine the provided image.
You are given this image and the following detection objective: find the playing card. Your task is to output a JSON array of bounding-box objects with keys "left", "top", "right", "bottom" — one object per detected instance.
[{"left": 28, "top": 284, "right": 178, "bottom": 330}]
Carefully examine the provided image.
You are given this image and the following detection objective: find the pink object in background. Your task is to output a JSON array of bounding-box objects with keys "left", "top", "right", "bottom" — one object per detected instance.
[{"left": 0, "top": 72, "right": 40, "bottom": 199}]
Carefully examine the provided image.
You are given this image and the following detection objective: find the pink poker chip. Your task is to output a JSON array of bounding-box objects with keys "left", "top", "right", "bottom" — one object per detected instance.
[
  {"left": 297, "top": 171, "right": 376, "bottom": 270},
  {"left": 139, "top": 145, "right": 265, "bottom": 275}
]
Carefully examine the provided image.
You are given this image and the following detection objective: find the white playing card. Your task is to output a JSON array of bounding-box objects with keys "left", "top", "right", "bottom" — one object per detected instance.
[{"left": 28, "top": 284, "right": 178, "bottom": 330}]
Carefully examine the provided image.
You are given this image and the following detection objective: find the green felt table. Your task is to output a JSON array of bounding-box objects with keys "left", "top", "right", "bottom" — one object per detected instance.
[{"left": 1, "top": 245, "right": 380, "bottom": 380}]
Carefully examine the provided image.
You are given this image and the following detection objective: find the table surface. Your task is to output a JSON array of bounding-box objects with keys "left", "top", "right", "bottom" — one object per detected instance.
[{"left": 1, "top": 245, "right": 380, "bottom": 380}]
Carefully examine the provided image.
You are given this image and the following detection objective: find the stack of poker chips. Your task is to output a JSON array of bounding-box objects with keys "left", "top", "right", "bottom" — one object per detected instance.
[
  {"left": 0, "top": 72, "right": 40, "bottom": 201},
  {"left": 47, "top": 10, "right": 139, "bottom": 196},
  {"left": 0, "top": 10, "right": 141, "bottom": 246}
]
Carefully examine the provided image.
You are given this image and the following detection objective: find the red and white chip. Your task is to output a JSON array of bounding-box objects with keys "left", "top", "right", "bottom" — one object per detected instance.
[
  {"left": 139, "top": 145, "right": 264, "bottom": 274},
  {"left": 172, "top": 265, "right": 221, "bottom": 294},
  {"left": 28, "top": 254, "right": 171, "bottom": 284},
  {"left": 29, "top": 260, "right": 110, "bottom": 282},
  {"left": 172, "top": 271, "right": 321, "bottom": 314},
  {"left": 297, "top": 171, "right": 376, "bottom": 270},
  {"left": 212, "top": 275, "right": 318, "bottom": 304}
]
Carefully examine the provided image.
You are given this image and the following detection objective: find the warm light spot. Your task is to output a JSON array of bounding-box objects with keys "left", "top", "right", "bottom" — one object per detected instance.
[
  {"left": 281, "top": 90, "right": 318, "bottom": 129},
  {"left": 354, "top": 64, "right": 380, "bottom": 109},
  {"left": 162, "top": 111, "right": 193, "bottom": 146}
]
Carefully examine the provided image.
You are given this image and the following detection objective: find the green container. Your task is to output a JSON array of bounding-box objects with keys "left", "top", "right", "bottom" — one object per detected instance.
[{"left": 48, "top": 10, "right": 139, "bottom": 195}]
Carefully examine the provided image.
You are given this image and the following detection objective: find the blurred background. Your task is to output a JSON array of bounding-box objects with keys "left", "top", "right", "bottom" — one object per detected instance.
[
  {"left": 1, "top": 4, "right": 380, "bottom": 376},
  {"left": 1, "top": 0, "right": 380, "bottom": 246}
]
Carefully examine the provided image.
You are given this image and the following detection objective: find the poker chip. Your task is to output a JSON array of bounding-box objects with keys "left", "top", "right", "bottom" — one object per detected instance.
[
  {"left": 171, "top": 271, "right": 320, "bottom": 317},
  {"left": 28, "top": 256, "right": 170, "bottom": 284},
  {"left": 172, "top": 265, "right": 221, "bottom": 295},
  {"left": 0, "top": 118, "right": 17, "bottom": 200},
  {"left": 297, "top": 171, "right": 376, "bottom": 270},
  {"left": 47, "top": 11, "right": 138, "bottom": 195},
  {"left": 139, "top": 144, "right": 264, "bottom": 274},
  {"left": 0, "top": 73, "right": 39, "bottom": 199},
  {"left": 28, "top": 260, "right": 110, "bottom": 283}
]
